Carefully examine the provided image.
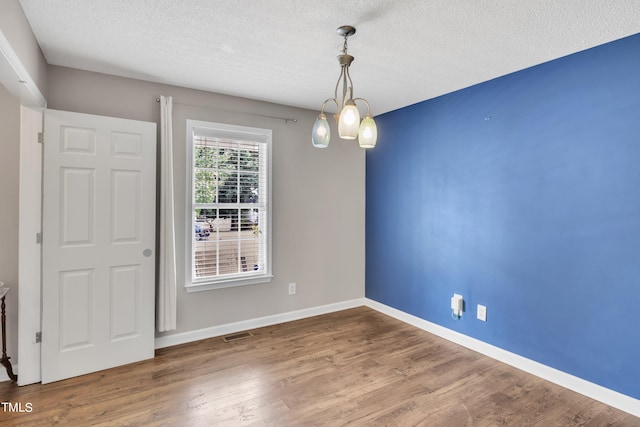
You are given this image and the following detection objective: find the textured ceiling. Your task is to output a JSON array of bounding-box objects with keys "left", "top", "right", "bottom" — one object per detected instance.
[{"left": 18, "top": 0, "right": 640, "bottom": 115}]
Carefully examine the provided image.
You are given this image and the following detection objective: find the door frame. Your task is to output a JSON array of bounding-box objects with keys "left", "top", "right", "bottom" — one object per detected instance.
[
  {"left": 1, "top": 29, "right": 47, "bottom": 385},
  {"left": 17, "top": 105, "right": 43, "bottom": 385}
]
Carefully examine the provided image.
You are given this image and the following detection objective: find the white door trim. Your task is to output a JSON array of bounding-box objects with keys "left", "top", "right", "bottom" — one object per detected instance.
[
  {"left": 0, "top": 29, "right": 47, "bottom": 108},
  {"left": 17, "top": 105, "right": 43, "bottom": 385}
]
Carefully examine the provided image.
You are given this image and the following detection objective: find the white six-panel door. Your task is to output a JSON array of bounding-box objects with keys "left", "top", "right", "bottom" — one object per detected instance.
[{"left": 42, "top": 109, "right": 156, "bottom": 383}]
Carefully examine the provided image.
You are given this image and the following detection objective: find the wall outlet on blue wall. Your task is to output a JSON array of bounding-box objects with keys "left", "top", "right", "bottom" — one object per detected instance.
[
  {"left": 451, "top": 294, "right": 463, "bottom": 318},
  {"left": 477, "top": 304, "right": 487, "bottom": 322}
]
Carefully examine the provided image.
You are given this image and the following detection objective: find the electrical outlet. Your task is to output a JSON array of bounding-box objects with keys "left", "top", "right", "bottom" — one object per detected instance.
[
  {"left": 451, "top": 293, "right": 463, "bottom": 318},
  {"left": 288, "top": 282, "right": 296, "bottom": 295},
  {"left": 477, "top": 304, "right": 487, "bottom": 321}
]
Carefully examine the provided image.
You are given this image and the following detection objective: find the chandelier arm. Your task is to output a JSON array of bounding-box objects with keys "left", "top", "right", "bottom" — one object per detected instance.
[
  {"left": 345, "top": 66, "right": 354, "bottom": 102},
  {"left": 334, "top": 67, "right": 345, "bottom": 105},
  {"left": 320, "top": 98, "right": 340, "bottom": 114},
  {"left": 353, "top": 98, "right": 371, "bottom": 115},
  {"left": 342, "top": 67, "right": 350, "bottom": 107}
]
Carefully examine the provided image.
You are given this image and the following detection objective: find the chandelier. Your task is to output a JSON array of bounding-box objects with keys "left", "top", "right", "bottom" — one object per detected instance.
[{"left": 312, "top": 25, "right": 377, "bottom": 149}]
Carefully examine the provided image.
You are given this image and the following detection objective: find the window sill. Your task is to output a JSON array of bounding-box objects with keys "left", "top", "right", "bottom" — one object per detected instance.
[{"left": 185, "top": 274, "right": 273, "bottom": 293}]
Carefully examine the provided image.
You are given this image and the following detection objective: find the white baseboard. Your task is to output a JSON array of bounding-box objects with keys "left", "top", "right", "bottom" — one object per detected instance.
[
  {"left": 364, "top": 298, "right": 640, "bottom": 418},
  {"left": 154, "top": 298, "right": 365, "bottom": 350},
  {"left": 0, "top": 364, "right": 17, "bottom": 383}
]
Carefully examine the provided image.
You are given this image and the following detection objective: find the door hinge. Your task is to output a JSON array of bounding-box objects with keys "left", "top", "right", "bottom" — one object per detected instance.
[
  {"left": 38, "top": 132, "right": 44, "bottom": 144},
  {"left": 35, "top": 331, "right": 42, "bottom": 343},
  {"left": 36, "top": 232, "right": 42, "bottom": 244}
]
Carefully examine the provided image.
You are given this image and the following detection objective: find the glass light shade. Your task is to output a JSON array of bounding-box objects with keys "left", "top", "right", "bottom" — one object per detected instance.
[
  {"left": 338, "top": 101, "right": 360, "bottom": 139},
  {"left": 311, "top": 114, "right": 330, "bottom": 148},
  {"left": 358, "top": 114, "right": 377, "bottom": 148}
]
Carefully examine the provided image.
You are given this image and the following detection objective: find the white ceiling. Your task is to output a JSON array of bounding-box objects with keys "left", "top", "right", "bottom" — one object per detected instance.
[{"left": 18, "top": 1, "right": 640, "bottom": 115}]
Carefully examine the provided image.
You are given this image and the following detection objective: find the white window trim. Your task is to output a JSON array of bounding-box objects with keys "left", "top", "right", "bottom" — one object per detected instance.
[{"left": 185, "top": 119, "right": 272, "bottom": 292}]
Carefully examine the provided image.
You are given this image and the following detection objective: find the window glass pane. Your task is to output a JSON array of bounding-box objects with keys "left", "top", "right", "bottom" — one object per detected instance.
[
  {"left": 239, "top": 146, "right": 259, "bottom": 172},
  {"left": 194, "top": 201, "right": 214, "bottom": 270},
  {"left": 239, "top": 208, "right": 260, "bottom": 272},
  {"left": 193, "top": 144, "right": 217, "bottom": 168},
  {"left": 194, "top": 239, "right": 217, "bottom": 278},
  {"left": 194, "top": 169, "right": 217, "bottom": 203},
  {"left": 217, "top": 209, "right": 239, "bottom": 275},
  {"left": 219, "top": 146, "right": 238, "bottom": 171},
  {"left": 218, "top": 172, "right": 239, "bottom": 203},
  {"left": 240, "top": 172, "right": 259, "bottom": 203}
]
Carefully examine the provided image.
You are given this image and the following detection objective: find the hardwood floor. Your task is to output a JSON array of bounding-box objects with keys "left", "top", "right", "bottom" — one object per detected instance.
[{"left": 1, "top": 307, "right": 638, "bottom": 426}]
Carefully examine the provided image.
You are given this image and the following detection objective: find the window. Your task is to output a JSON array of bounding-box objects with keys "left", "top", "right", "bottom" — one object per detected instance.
[{"left": 186, "top": 120, "right": 272, "bottom": 291}]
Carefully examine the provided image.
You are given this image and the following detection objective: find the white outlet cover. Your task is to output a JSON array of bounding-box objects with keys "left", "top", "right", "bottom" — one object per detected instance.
[{"left": 477, "top": 304, "right": 487, "bottom": 321}]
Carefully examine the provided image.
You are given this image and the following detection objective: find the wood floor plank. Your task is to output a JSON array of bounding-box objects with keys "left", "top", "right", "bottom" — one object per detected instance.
[{"left": 0, "top": 307, "right": 638, "bottom": 426}]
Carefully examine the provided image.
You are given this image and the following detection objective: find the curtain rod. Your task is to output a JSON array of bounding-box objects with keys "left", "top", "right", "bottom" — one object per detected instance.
[{"left": 156, "top": 97, "right": 298, "bottom": 124}]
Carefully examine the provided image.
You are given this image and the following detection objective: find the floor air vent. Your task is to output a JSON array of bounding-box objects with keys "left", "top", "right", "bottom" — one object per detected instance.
[{"left": 223, "top": 331, "right": 253, "bottom": 342}]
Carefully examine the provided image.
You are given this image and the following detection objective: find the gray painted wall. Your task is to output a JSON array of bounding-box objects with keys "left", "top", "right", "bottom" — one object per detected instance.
[{"left": 47, "top": 65, "right": 365, "bottom": 338}]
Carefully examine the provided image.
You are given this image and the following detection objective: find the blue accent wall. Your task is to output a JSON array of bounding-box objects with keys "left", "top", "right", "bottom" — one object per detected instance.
[{"left": 365, "top": 33, "right": 640, "bottom": 399}]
